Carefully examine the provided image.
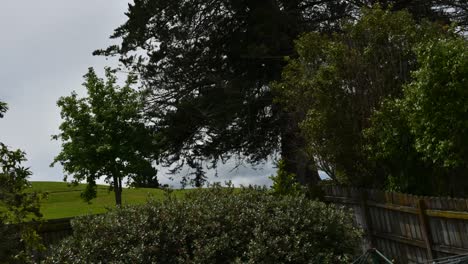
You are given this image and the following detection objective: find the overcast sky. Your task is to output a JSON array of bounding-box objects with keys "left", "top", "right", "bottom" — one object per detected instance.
[{"left": 0, "top": 1, "right": 275, "bottom": 188}]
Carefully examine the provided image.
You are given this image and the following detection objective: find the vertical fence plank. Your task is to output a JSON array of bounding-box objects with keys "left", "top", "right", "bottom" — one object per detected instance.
[
  {"left": 418, "top": 199, "right": 436, "bottom": 261},
  {"left": 460, "top": 221, "right": 468, "bottom": 248},
  {"left": 360, "top": 190, "right": 375, "bottom": 248}
]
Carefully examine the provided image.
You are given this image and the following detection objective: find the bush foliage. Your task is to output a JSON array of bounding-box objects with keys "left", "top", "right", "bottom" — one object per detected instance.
[{"left": 45, "top": 186, "right": 361, "bottom": 263}]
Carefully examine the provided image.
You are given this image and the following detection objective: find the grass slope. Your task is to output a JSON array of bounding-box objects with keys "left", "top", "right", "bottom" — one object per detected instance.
[{"left": 31, "top": 182, "right": 186, "bottom": 219}]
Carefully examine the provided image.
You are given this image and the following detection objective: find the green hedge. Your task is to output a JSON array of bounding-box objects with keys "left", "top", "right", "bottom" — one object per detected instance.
[{"left": 44, "top": 186, "right": 361, "bottom": 263}]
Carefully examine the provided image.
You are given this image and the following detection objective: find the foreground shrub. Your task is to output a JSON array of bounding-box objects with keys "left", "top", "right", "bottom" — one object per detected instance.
[{"left": 45, "top": 186, "right": 361, "bottom": 263}]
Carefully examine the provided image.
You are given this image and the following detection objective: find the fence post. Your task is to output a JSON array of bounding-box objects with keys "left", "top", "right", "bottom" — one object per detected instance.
[
  {"left": 360, "top": 190, "right": 375, "bottom": 248},
  {"left": 417, "top": 199, "right": 434, "bottom": 261}
]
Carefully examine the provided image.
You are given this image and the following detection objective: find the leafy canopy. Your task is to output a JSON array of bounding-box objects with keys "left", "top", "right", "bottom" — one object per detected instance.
[
  {"left": 274, "top": 7, "right": 444, "bottom": 186},
  {"left": 52, "top": 68, "right": 157, "bottom": 205},
  {"left": 365, "top": 36, "right": 468, "bottom": 195},
  {"left": 404, "top": 38, "right": 468, "bottom": 168}
]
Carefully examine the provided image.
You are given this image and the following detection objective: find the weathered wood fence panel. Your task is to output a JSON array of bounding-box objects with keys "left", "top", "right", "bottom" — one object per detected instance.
[
  {"left": 322, "top": 185, "right": 468, "bottom": 263},
  {"left": 38, "top": 217, "right": 73, "bottom": 247}
]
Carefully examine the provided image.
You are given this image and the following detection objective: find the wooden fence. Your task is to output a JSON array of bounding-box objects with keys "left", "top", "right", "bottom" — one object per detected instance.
[
  {"left": 38, "top": 217, "right": 73, "bottom": 247},
  {"left": 322, "top": 185, "right": 468, "bottom": 263}
]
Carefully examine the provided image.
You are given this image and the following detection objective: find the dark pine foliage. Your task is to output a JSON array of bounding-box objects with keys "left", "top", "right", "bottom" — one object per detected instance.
[{"left": 95, "top": 0, "right": 466, "bottom": 186}]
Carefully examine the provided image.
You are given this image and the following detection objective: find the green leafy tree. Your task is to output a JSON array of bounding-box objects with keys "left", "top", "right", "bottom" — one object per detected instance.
[
  {"left": 274, "top": 7, "right": 444, "bottom": 186},
  {"left": 52, "top": 68, "right": 157, "bottom": 206},
  {"left": 364, "top": 99, "right": 441, "bottom": 194},
  {"left": 404, "top": 38, "right": 468, "bottom": 168},
  {"left": 95, "top": 0, "right": 465, "bottom": 187},
  {"left": 0, "top": 102, "right": 43, "bottom": 263},
  {"left": 366, "top": 37, "right": 468, "bottom": 195}
]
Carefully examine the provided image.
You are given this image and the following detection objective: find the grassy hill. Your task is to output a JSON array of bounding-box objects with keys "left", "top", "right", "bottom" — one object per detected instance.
[{"left": 31, "top": 182, "right": 187, "bottom": 219}]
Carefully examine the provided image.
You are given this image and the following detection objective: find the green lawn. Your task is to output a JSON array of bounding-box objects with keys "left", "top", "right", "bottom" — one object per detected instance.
[{"left": 31, "top": 182, "right": 187, "bottom": 219}]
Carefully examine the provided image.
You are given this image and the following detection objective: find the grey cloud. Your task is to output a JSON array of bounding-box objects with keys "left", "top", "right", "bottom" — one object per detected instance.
[{"left": 0, "top": 1, "right": 129, "bottom": 183}]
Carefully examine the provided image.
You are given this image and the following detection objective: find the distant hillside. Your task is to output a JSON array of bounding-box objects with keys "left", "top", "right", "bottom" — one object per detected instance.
[{"left": 30, "top": 182, "right": 185, "bottom": 219}]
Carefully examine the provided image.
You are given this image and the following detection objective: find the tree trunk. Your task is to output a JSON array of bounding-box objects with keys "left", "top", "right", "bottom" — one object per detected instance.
[
  {"left": 280, "top": 115, "right": 321, "bottom": 186},
  {"left": 113, "top": 175, "right": 122, "bottom": 206}
]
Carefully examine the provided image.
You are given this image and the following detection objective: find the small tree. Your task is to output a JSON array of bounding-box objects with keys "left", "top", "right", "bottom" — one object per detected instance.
[
  {"left": 52, "top": 68, "right": 157, "bottom": 206},
  {"left": 0, "top": 102, "right": 43, "bottom": 263},
  {"left": 269, "top": 160, "right": 301, "bottom": 196}
]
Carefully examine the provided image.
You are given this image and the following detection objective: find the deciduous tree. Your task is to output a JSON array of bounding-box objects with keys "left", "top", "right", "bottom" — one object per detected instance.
[{"left": 52, "top": 68, "right": 157, "bottom": 205}]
